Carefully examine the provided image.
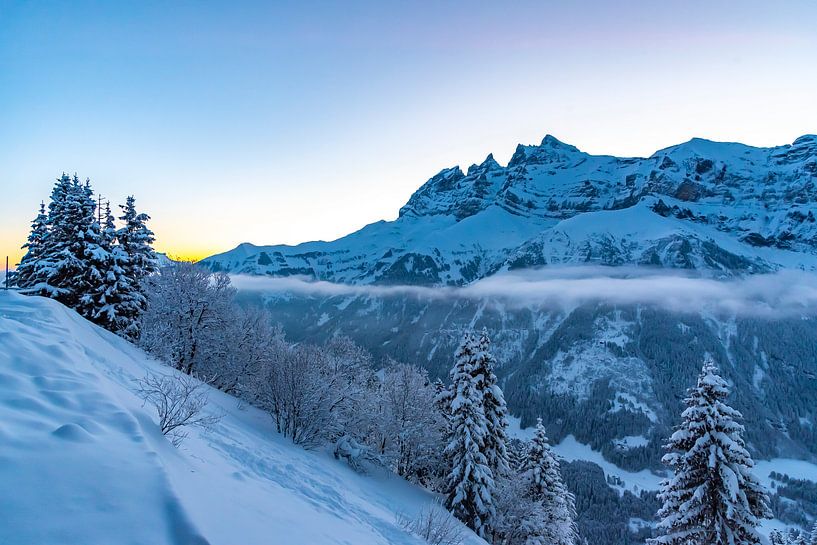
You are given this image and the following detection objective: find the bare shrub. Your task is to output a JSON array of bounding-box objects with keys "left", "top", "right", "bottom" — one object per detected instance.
[
  {"left": 397, "top": 499, "right": 465, "bottom": 545},
  {"left": 135, "top": 371, "right": 222, "bottom": 446}
]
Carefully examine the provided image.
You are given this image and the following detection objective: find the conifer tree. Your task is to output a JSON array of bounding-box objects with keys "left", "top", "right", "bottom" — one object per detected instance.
[
  {"left": 472, "top": 328, "right": 510, "bottom": 475},
  {"left": 444, "top": 331, "right": 495, "bottom": 538},
  {"left": 117, "top": 195, "right": 158, "bottom": 283},
  {"left": 116, "top": 196, "right": 157, "bottom": 336},
  {"left": 769, "top": 529, "right": 785, "bottom": 545},
  {"left": 433, "top": 377, "right": 451, "bottom": 416},
  {"left": 650, "top": 359, "right": 771, "bottom": 545},
  {"left": 788, "top": 529, "right": 808, "bottom": 545},
  {"left": 810, "top": 520, "right": 817, "bottom": 545},
  {"left": 17, "top": 176, "right": 156, "bottom": 341},
  {"left": 75, "top": 183, "right": 108, "bottom": 321},
  {"left": 506, "top": 437, "right": 528, "bottom": 473},
  {"left": 32, "top": 174, "right": 98, "bottom": 307},
  {"left": 83, "top": 202, "right": 140, "bottom": 337},
  {"left": 15, "top": 202, "right": 49, "bottom": 290},
  {"left": 522, "top": 417, "right": 579, "bottom": 545}
]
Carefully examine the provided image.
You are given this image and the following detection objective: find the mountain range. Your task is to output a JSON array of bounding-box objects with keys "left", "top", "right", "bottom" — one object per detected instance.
[{"left": 204, "top": 134, "right": 817, "bottom": 282}]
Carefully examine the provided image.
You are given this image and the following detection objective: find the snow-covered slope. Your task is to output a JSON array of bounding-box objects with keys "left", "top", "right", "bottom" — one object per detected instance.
[
  {"left": 0, "top": 291, "right": 482, "bottom": 545},
  {"left": 202, "top": 134, "right": 817, "bottom": 283}
]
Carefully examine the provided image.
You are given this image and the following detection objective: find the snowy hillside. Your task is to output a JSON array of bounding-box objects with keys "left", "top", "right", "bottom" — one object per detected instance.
[
  {"left": 0, "top": 291, "right": 483, "bottom": 545},
  {"left": 202, "top": 134, "right": 817, "bottom": 283}
]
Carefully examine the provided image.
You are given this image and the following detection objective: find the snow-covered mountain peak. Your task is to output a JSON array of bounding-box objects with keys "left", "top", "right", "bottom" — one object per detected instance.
[
  {"left": 540, "top": 133, "right": 580, "bottom": 152},
  {"left": 203, "top": 134, "right": 817, "bottom": 285},
  {"left": 792, "top": 134, "right": 817, "bottom": 147},
  {"left": 508, "top": 135, "right": 586, "bottom": 168},
  {"left": 466, "top": 153, "right": 501, "bottom": 176}
]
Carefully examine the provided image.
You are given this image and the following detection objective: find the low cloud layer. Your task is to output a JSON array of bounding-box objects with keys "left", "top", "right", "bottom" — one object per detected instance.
[{"left": 230, "top": 267, "right": 817, "bottom": 317}]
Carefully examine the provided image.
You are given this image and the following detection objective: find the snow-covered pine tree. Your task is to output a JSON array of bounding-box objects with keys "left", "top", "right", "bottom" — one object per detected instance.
[
  {"left": 522, "top": 417, "right": 579, "bottom": 545},
  {"left": 15, "top": 202, "right": 49, "bottom": 290},
  {"left": 649, "top": 359, "right": 772, "bottom": 545},
  {"left": 787, "top": 529, "right": 808, "bottom": 545},
  {"left": 472, "top": 328, "right": 510, "bottom": 476},
  {"left": 83, "top": 202, "right": 142, "bottom": 337},
  {"left": 810, "top": 520, "right": 817, "bottom": 545},
  {"left": 506, "top": 437, "right": 528, "bottom": 473},
  {"left": 32, "top": 174, "right": 99, "bottom": 308},
  {"left": 75, "top": 183, "right": 110, "bottom": 322},
  {"left": 433, "top": 377, "right": 452, "bottom": 417},
  {"left": 117, "top": 195, "right": 158, "bottom": 283},
  {"left": 770, "top": 530, "right": 785, "bottom": 545},
  {"left": 444, "top": 331, "right": 495, "bottom": 538},
  {"left": 22, "top": 174, "right": 73, "bottom": 299},
  {"left": 116, "top": 196, "right": 157, "bottom": 336}
]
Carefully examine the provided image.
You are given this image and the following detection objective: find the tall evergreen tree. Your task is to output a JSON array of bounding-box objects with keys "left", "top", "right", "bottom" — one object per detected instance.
[
  {"left": 82, "top": 202, "right": 140, "bottom": 337},
  {"left": 117, "top": 195, "right": 157, "bottom": 283},
  {"left": 116, "top": 195, "right": 157, "bottom": 337},
  {"left": 521, "top": 417, "right": 579, "bottom": 545},
  {"left": 15, "top": 202, "right": 49, "bottom": 290},
  {"left": 810, "top": 520, "right": 817, "bottom": 545},
  {"left": 506, "top": 437, "right": 528, "bottom": 473},
  {"left": 650, "top": 359, "right": 771, "bottom": 545},
  {"left": 31, "top": 174, "right": 98, "bottom": 307},
  {"left": 75, "top": 184, "right": 108, "bottom": 321},
  {"left": 444, "top": 331, "right": 495, "bottom": 538},
  {"left": 472, "top": 328, "right": 510, "bottom": 475}
]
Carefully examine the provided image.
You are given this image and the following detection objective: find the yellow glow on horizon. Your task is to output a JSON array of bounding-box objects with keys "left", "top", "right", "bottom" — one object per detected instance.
[
  {"left": 0, "top": 230, "right": 222, "bottom": 270},
  {"left": 154, "top": 243, "right": 226, "bottom": 264}
]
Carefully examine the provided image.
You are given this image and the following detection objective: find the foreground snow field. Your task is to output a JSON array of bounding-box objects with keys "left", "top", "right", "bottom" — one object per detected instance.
[{"left": 0, "top": 291, "right": 483, "bottom": 545}]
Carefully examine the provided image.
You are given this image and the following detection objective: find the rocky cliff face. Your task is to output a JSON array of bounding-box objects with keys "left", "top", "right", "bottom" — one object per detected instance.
[{"left": 203, "top": 134, "right": 817, "bottom": 283}]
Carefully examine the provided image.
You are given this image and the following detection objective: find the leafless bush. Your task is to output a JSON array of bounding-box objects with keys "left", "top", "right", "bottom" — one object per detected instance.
[
  {"left": 254, "top": 337, "right": 371, "bottom": 448},
  {"left": 135, "top": 371, "right": 222, "bottom": 446},
  {"left": 397, "top": 499, "right": 465, "bottom": 545}
]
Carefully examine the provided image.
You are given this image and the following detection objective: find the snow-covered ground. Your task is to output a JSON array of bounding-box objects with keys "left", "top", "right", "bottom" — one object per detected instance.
[{"left": 0, "top": 291, "right": 483, "bottom": 545}]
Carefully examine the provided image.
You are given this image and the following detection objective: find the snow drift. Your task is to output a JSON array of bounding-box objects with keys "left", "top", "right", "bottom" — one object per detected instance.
[{"left": 0, "top": 291, "right": 482, "bottom": 545}]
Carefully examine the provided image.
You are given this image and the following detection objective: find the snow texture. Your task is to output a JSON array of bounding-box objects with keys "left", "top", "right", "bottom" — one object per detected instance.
[{"left": 0, "top": 291, "right": 485, "bottom": 545}]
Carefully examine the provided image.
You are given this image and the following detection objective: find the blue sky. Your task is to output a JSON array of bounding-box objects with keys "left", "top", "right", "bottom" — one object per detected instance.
[{"left": 1, "top": 0, "right": 816, "bottom": 262}]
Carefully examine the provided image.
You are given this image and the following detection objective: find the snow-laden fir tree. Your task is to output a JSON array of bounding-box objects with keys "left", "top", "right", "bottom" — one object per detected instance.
[
  {"left": 810, "top": 520, "right": 817, "bottom": 545},
  {"left": 444, "top": 331, "right": 495, "bottom": 538},
  {"left": 117, "top": 195, "right": 158, "bottom": 283},
  {"left": 783, "top": 529, "right": 809, "bottom": 545},
  {"left": 116, "top": 196, "right": 157, "bottom": 336},
  {"left": 82, "top": 203, "right": 142, "bottom": 338},
  {"left": 506, "top": 437, "right": 528, "bottom": 473},
  {"left": 15, "top": 202, "right": 49, "bottom": 290},
  {"left": 472, "top": 328, "right": 510, "bottom": 476},
  {"left": 521, "top": 417, "right": 579, "bottom": 545},
  {"left": 32, "top": 174, "right": 104, "bottom": 308},
  {"left": 75, "top": 185, "right": 110, "bottom": 322},
  {"left": 649, "top": 359, "right": 771, "bottom": 545},
  {"left": 21, "top": 174, "right": 74, "bottom": 299},
  {"left": 770, "top": 530, "right": 785, "bottom": 545},
  {"left": 433, "top": 377, "right": 452, "bottom": 419}
]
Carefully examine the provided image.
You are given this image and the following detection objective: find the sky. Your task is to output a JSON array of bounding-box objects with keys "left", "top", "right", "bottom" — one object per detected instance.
[{"left": 1, "top": 0, "right": 816, "bottom": 264}]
